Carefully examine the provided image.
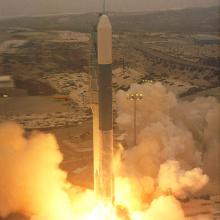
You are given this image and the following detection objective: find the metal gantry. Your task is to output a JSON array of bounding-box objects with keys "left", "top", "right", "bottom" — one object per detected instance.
[
  {"left": 120, "top": 57, "right": 129, "bottom": 75},
  {"left": 89, "top": 25, "right": 98, "bottom": 105}
]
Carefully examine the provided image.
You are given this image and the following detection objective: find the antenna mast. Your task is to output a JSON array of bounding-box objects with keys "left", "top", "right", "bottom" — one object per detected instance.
[{"left": 103, "top": 0, "right": 106, "bottom": 14}]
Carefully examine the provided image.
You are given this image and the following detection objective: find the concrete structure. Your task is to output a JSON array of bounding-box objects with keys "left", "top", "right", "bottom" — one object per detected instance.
[
  {"left": 0, "top": 75, "right": 15, "bottom": 97},
  {"left": 0, "top": 75, "right": 14, "bottom": 89},
  {"left": 0, "top": 75, "right": 26, "bottom": 97},
  {"left": 193, "top": 34, "right": 220, "bottom": 45}
]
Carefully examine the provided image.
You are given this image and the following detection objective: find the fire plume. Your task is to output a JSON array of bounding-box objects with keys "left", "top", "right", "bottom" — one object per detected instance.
[{"left": 0, "top": 83, "right": 219, "bottom": 220}]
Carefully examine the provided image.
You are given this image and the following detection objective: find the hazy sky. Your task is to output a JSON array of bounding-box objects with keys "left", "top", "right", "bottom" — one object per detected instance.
[{"left": 0, "top": 0, "right": 219, "bottom": 17}]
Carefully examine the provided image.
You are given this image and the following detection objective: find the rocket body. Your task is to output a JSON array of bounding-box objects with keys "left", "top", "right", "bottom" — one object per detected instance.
[{"left": 93, "top": 14, "right": 114, "bottom": 203}]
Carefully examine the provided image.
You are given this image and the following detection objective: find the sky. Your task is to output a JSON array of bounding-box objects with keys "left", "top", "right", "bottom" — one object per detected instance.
[{"left": 0, "top": 0, "right": 219, "bottom": 17}]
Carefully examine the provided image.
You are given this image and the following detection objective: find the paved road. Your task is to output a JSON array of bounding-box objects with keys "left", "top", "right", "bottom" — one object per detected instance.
[{"left": 135, "top": 44, "right": 219, "bottom": 72}]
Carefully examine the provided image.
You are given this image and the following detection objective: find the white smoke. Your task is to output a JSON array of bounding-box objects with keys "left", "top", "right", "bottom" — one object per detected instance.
[
  {"left": 140, "top": 195, "right": 185, "bottom": 220},
  {"left": 0, "top": 82, "right": 219, "bottom": 220},
  {"left": 0, "top": 122, "right": 74, "bottom": 220},
  {"left": 158, "top": 160, "right": 209, "bottom": 198},
  {"left": 115, "top": 82, "right": 219, "bottom": 218}
]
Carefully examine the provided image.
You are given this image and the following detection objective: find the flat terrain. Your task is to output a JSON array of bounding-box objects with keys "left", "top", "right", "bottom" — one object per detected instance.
[{"left": 0, "top": 96, "right": 71, "bottom": 115}]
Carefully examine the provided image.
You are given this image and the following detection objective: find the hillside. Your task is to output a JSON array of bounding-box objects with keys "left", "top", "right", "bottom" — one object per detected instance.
[{"left": 0, "top": 6, "right": 219, "bottom": 33}]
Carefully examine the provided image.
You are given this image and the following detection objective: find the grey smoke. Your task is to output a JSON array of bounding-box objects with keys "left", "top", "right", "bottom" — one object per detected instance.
[{"left": 116, "top": 83, "right": 220, "bottom": 197}]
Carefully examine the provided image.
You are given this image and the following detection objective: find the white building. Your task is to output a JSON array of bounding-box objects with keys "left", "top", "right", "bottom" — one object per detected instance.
[
  {"left": 0, "top": 75, "right": 16, "bottom": 97},
  {"left": 0, "top": 75, "right": 14, "bottom": 89}
]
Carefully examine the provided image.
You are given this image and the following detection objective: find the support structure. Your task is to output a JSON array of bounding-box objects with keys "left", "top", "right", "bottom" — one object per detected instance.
[{"left": 127, "top": 93, "right": 143, "bottom": 146}]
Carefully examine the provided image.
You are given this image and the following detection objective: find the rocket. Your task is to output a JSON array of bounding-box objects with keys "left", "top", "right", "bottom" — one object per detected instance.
[
  {"left": 91, "top": 14, "right": 114, "bottom": 204},
  {"left": 97, "top": 14, "right": 114, "bottom": 203}
]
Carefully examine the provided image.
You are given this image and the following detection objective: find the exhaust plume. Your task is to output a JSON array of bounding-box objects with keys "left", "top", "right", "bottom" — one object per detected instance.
[
  {"left": 158, "top": 160, "right": 209, "bottom": 198},
  {"left": 0, "top": 122, "right": 74, "bottom": 220},
  {"left": 115, "top": 82, "right": 219, "bottom": 209},
  {"left": 0, "top": 82, "right": 218, "bottom": 220}
]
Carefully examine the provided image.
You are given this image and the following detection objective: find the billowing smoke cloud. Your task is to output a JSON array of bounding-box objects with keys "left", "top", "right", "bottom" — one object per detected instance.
[
  {"left": 0, "top": 122, "right": 74, "bottom": 220},
  {"left": 115, "top": 82, "right": 219, "bottom": 218},
  {"left": 140, "top": 196, "right": 185, "bottom": 220},
  {"left": 158, "top": 160, "right": 209, "bottom": 198},
  {"left": 0, "top": 82, "right": 218, "bottom": 220}
]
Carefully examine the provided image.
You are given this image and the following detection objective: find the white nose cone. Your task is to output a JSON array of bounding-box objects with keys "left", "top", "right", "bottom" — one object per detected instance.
[{"left": 97, "top": 15, "right": 112, "bottom": 65}]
